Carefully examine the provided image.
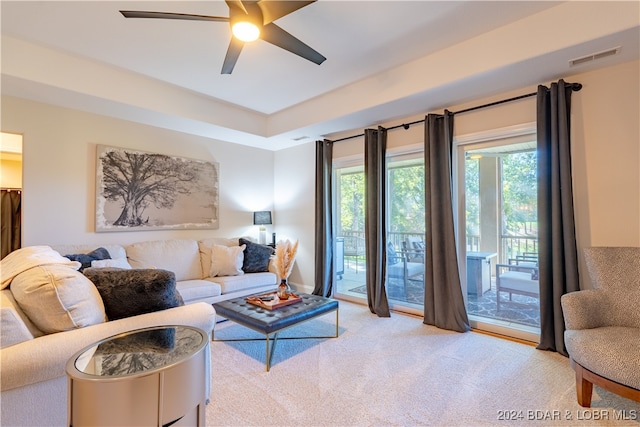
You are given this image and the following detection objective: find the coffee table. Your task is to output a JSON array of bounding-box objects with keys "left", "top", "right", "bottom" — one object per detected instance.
[{"left": 213, "top": 292, "right": 339, "bottom": 371}]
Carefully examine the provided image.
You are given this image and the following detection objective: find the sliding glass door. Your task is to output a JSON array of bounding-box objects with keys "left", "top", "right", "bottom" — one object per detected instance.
[
  {"left": 457, "top": 129, "right": 541, "bottom": 340},
  {"left": 334, "top": 152, "right": 425, "bottom": 313},
  {"left": 386, "top": 153, "right": 425, "bottom": 308},
  {"left": 334, "top": 165, "right": 367, "bottom": 299}
]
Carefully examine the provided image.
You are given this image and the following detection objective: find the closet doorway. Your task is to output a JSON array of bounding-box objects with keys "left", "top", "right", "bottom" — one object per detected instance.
[{"left": 1, "top": 132, "right": 23, "bottom": 259}]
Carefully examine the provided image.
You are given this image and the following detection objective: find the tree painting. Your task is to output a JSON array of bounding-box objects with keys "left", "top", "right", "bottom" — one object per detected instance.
[{"left": 96, "top": 146, "right": 219, "bottom": 231}]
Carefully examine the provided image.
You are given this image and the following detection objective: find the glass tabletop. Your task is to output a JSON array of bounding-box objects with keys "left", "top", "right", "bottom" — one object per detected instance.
[{"left": 73, "top": 325, "right": 205, "bottom": 378}]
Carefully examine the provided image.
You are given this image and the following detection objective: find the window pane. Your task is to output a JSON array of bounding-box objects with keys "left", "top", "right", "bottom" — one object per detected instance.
[{"left": 387, "top": 156, "right": 425, "bottom": 307}]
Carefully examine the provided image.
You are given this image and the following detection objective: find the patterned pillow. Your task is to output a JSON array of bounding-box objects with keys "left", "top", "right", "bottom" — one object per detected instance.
[{"left": 239, "top": 238, "right": 274, "bottom": 273}]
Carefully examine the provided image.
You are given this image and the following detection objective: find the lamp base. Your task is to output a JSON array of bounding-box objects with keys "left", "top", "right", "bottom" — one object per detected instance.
[{"left": 259, "top": 228, "right": 266, "bottom": 245}]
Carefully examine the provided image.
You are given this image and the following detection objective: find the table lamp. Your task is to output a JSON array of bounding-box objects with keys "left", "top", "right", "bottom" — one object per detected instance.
[{"left": 253, "top": 211, "right": 272, "bottom": 245}]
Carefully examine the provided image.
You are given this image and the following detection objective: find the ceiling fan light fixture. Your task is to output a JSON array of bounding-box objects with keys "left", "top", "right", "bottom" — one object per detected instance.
[{"left": 232, "top": 21, "right": 260, "bottom": 42}]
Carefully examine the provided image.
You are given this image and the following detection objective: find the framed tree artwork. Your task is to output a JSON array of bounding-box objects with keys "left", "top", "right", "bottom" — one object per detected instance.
[{"left": 96, "top": 145, "right": 219, "bottom": 232}]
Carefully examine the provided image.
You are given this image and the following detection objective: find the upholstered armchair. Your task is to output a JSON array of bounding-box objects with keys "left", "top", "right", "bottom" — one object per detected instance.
[{"left": 561, "top": 247, "right": 640, "bottom": 407}]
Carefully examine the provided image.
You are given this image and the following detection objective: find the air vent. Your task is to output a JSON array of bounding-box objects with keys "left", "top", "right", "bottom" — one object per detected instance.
[
  {"left": 291, "top": 136, "right": 309, "bottom": 141},
  {"left": 569, "top": 46, "right": 620, "bottom": 67}
]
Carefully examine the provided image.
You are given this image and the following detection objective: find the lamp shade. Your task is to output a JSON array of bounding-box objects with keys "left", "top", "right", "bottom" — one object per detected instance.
[{"left": 253, "top": 211, "right": 272, "bottom": 225}]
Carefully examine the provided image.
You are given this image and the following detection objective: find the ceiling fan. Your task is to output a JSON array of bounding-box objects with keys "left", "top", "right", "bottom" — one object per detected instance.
[{"left": 120, "top": 0, "right": 326, "bottom": 74}]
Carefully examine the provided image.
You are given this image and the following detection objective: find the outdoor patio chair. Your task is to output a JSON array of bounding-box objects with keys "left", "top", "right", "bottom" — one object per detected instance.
[
  {"left": 495, "top": 254, "right": 539, "bottom": 310},
  {"left": 404, "top": 236, "right": 425, "bottom": 263},
  {"left": 387, "top": 242, "right": 424, "bottom": 295},
  {"left": 342, "top": 235, "right": 365, "bottom": 273}
]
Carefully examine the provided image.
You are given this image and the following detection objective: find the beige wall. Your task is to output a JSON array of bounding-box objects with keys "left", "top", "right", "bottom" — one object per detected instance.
[{"left": 1, "top": 96, "right": 275, "bottom": 248}]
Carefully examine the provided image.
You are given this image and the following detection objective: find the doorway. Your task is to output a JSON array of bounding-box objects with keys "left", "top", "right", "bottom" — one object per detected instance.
[
  {"left": 456, "top": 126, "right": 540, "bottom": 342},
  {"left": 1, "top": 132, "right": 23, "bottom": 258}
]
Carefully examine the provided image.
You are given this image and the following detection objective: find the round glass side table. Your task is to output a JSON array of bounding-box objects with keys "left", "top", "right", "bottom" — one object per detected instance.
[{"left": 66, "top": 325, "right": 208, "bottom": 427}]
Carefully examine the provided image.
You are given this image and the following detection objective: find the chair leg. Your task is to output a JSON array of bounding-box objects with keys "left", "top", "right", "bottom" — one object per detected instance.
[{"left": 575, "top": 363, "right": 593, "bottom": 407}]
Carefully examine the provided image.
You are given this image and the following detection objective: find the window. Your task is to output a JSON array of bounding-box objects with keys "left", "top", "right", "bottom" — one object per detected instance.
[
  {"left": 333, "top": 150, "right": 426, "bottom": 314},
  {"left": 456, "top": 123, "right": 540, "bottom": 342}
]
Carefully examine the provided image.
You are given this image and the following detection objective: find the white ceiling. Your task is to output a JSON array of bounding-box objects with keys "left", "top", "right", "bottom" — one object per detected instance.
[{"left": 2, "top": 1, "right": 639, "bottom": 150}]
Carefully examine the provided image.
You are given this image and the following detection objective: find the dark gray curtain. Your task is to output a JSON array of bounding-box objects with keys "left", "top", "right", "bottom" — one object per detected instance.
[
  {"left": 364, "top": 127, "right": 390, "bottom": 317},
  {"left": 423, "top": 112, "right": 470, "bottom": 332},
  {"left": 536, "top": 80, "right": 580, "bottom": 355},
  {"left": 313, "top": 139, "right": 334, "bottom": 297},
  {"left": 1, "top": 190, "right": 22, "bottom": 259}
]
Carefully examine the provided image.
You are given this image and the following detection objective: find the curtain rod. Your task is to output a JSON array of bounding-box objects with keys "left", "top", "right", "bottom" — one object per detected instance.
[{"left": 331, "top": 82, "right": 582, "bottom": 143}]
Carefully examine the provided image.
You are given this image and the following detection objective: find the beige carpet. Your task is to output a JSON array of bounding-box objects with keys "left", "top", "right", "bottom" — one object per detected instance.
[{"left": 206, "top": 300, "right": 639, "bottom": 426}]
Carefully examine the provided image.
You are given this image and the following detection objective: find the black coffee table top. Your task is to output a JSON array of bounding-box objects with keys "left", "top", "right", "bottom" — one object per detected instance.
[{"left": 213, "top": 293, "right": 338, "bottom": 335}]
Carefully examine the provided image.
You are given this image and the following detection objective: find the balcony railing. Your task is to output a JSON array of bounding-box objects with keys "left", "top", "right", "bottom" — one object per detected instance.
[{"left": 339, "top": 230, "right": 537, "bottom": 265}]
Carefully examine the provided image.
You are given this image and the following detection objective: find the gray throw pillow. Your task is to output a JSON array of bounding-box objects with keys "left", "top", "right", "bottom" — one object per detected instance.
[
  {"left": 239, "top": 238, "right": 274, "bottom": 273},
  {"left": 64, "top": 247, "right": 111, "bottom": 272},
  {"left": 83, "top": 268, "right": 184, "bottom": 321}
]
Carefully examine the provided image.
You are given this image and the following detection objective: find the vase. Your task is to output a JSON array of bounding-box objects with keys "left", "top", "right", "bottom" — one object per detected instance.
[{"left": 277, "top": 279, "right": 290, "bottom": 300}]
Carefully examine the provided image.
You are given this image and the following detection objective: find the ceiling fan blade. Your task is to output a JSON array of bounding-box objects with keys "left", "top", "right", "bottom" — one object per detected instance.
[
  {"left": 225, "top": 0, "right": 248, "bottom": 15},
  {"left": 221, "top": 37, "right": 245, "bottom": 74},
  {"left": 120, "top": 11, "right": 229, "bottom": 22},
  {"left": 257, "top": 1, "right": 315, "bottom": 25},
  {"left": 261, "top": 23, "right": 326, "bottom": 65}
]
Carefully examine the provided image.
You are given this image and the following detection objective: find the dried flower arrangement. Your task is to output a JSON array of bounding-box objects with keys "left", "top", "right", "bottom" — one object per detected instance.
[{"left": 272, "top": 239, "right": 299, "bottom": 281}]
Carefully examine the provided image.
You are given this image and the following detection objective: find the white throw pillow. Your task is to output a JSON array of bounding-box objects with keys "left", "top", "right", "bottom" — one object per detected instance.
[
  {"left": 91, "top": 258, "right": 132, "bottom": 269},
  {"left": 210, "top": 244, "right": 246, "bottom": 277},
  {"left": 11, "top": 265, "right": 107, "bottom": 334}
]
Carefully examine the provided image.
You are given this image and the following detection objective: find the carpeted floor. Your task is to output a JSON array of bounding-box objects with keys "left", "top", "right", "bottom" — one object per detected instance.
[
  {"left": 207, "top": 300, "right": 639, "bottom": 426},
  {"left": 349, "top": 280, "right": 540, "bottom": 327}
]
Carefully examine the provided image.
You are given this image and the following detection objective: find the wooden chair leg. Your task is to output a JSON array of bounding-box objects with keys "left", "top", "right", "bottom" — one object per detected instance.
[{"left": 575, "top": 363, "right": 593, "bottom": 407}]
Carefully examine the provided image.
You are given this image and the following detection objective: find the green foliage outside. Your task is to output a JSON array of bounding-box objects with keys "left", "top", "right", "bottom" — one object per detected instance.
[
  {"left": 501, "top": 151, "right": 537, "bottom": 236},
  {"left": 339, "top": 171, "right": 365, "bottom": 233},
  {"left": 388, "top": 164, "right": 425, "bottom": 233},
  {"left": 339, "top": 151, "right": 537, "bottom": 253},
  {"left": 338, "top": 163, "right": 425, "bottom": 235}
]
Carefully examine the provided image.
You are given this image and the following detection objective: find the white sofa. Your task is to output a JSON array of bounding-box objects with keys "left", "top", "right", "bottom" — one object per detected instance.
[
  {"left": 53, "top": 237, "right": 278, "bottom": 305},
  {"left": 0, "top": 237, "right": 276, "bottom": 426},
  {"left": 0, "top": 295, "right": 216, "bottom": 427}
]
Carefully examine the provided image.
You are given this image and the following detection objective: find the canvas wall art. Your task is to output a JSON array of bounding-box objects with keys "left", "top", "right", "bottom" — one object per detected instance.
[{"left": 96, "top": 145, "right": 219, "bottom": 232}]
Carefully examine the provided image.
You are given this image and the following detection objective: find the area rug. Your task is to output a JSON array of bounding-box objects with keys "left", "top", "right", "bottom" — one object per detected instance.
[
  {"left": 349, "top": 281, "right": 540, "bottom": 327},
  {"left": 206, "top": 300, "right": 639, "bottom": 426}
]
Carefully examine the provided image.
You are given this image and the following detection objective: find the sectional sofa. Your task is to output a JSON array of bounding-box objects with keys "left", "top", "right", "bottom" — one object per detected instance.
[
  {"left": 0, "top": 237, "right": 278, "bottom": 426},
  {"left": 53, "top": 237, "right": 279, "bottom": 305}
]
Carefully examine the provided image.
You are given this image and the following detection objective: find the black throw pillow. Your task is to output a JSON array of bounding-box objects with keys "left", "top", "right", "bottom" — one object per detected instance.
[
  {"left": 239, "top": 238, "right": 274, "bottom": 273},
  {"left": 64, "top": 247, "right": 111, "bottom": 272},
  {"left": 83, "top": 268, "right": 184, "bottom": 321}
]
